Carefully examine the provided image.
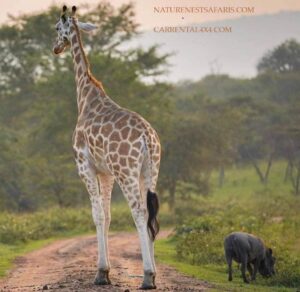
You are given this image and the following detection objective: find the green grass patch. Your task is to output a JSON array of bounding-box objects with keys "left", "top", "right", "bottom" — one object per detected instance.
[
  {"left": 157, "top": 161, "right": 300, "bottom": 290},
  {"left": 156, "top": 238, "right": 294, "bottom": 292}
]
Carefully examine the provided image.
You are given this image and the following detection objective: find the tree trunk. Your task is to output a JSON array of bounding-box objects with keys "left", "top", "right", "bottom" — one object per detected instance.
[
  {"left": 251, "top": 160, "right": 266, "bottom": 184},
  {"left": 250, "top": 154, "right": 273, "bottom": 185},
  {"left": 218, "top": 165, "right": 225, "bottom": 187},
  {"left": 290, "top": 164, "right": 300, "bottom": 195},
  {"left": 284, "top": 160, "right": 292, "bottom": 183}
]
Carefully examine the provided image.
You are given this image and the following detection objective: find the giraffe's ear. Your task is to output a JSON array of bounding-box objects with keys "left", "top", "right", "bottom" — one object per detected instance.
[{"left": 77, "top": 21, "right": 97, "bottom": 32}]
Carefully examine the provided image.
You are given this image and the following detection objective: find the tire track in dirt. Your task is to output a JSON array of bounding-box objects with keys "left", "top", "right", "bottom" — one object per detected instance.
[{"left": 0, "top": 231, "right": 212, "bottom": 291}]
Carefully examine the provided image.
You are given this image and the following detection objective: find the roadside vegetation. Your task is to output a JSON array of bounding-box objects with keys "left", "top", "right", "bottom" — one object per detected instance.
[{"left": 156, "top": 162, "right": 300, "bottom": 291}]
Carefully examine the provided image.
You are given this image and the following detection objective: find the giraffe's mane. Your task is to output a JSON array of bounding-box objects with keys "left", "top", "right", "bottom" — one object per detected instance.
[{"left": 71, "top": 17, "right": 106, "bottom": 95}]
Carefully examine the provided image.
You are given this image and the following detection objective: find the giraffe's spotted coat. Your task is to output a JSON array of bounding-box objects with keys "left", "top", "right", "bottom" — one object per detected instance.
[{"left": 53, "top": 10, "right": 161, "bottom": 288}]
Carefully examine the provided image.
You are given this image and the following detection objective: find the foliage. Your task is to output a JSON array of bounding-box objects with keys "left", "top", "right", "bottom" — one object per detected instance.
[
  {"left": 1, "top": 3, "right": 300, "bottom": 216},
  {"left": 0, "top": 3, "right": 171, "bottom": 211},
  {"left": 257, "top": 39, "right": 300, "bottom": 74},
  {"left": 169, "top": 163, "right": 300, "bottom": 288}
]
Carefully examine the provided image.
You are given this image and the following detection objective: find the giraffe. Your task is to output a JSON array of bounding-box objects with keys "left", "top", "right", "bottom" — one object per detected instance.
[{"left": 53, "top": 5, "right": 161, "bottom": 290}]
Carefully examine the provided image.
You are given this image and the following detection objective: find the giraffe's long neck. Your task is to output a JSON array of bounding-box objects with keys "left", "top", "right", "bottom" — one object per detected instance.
[
  {"left": 70, "top": 19, "right": 89, "bottom": 90},
  {"left": 69, "top": 19, "right": 106, "bottom": 113}
]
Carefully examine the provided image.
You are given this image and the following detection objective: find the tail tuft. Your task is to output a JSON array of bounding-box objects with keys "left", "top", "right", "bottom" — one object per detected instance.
[{"left": 147, "top": 190, "right": 160, "bottom": 241}]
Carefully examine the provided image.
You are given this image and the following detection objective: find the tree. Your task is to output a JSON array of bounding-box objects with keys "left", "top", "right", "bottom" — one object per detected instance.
[
  {"left": 257, "top": 39, "right": 300, "bottom": 74},
  {"left": 0, "top": 3, "right": 171, "bottom": 211}
]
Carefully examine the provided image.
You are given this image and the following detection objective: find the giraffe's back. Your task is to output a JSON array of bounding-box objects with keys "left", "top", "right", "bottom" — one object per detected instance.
[{"left": 73, "top": 106, "right": 160, "bottom": 178}]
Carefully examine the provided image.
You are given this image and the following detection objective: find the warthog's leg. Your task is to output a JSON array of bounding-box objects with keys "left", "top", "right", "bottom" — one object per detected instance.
[
  {"left": 251, "top": 259, "right": 259, "bottom": 280},
  {"left": 241, "top": 256, "right": 250, "bottom": 283},
  {"left": 225, "top": 254, "right": 233, "bottom": 281},
  {"left": 247, "top": 263, "right": 253, "bottom": 279}
]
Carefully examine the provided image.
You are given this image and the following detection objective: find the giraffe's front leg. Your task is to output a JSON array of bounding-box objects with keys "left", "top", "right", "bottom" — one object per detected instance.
[
  {"left": 96, "top": 174, "right": 114, "bottom": 279},
  {"left": 76, "top": 158, "right": 111, "bottom": 285}
]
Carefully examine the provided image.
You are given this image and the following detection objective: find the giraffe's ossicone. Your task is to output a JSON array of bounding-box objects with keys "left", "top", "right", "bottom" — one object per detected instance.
[{"left": 53, "top": 5, "right": 161, "bottom": 290}]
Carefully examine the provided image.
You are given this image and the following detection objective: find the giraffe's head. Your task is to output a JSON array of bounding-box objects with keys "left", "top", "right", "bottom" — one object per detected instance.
[{"left": 53, "top": 5, "right": 97, "bottom": 55}]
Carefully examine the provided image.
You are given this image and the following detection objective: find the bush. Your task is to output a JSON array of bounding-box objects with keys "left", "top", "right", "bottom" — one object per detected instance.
[{"left": 173, "top": 193, "right": 300, "bottom": 288}]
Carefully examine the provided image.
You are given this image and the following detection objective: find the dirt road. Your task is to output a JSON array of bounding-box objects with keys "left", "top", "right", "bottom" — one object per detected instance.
[{"left": 0, "top": 231, "right": 211, "bottom": 291}]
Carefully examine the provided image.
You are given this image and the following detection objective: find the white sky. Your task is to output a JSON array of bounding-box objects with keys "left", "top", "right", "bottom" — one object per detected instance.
[{"left": 1, "top": 0, "right": 300, "bottom": 29}]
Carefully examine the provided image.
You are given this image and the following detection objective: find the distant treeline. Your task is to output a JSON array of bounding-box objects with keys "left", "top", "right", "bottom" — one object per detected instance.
[{"left": 0, "top": 2, "right": 300, "bottom": 212}]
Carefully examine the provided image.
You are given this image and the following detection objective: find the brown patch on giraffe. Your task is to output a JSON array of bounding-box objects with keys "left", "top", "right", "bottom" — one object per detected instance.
[
  {"left": 90, "top": 99, "right": 99, "bottom": 108},
  {"left": 121, "top": 168, "right": 130, "bottom": 176},
  {"left": 121, "top": 127, "right": 130, "bottom": 140},
  {"left": 128, "top": 157, "right": 137, "bottom": 168},
  {"left": 94, "top": 116, "right": 102, "bottom": 123},
  {"left": 77, "top": 66, "right": 82, "bottom": 78},
  {"left": 110, "top": 131, "right": 121, "bottom": 142},
  {"left": 103, "top": 113, "right": 115, "bottom": 124},
  {"left": 87, "top": 112, "right": 95, "bottom": 120},
  {"left": 115, "top": 115, "right": 129, "bottom": 129},
  {"left": 132, "top": 141, "right": 142, "bottom": 149},
  {"left": 84, "top": 119, "right": 93, "bottom": 127},
  {"left": 71, "top": 34, "right": 77, "bottom": 44},
  {"left": 81, "top": 86, "right": 90, "bottom": 97},
  {"left": 109, "top": 142, "right": 118, "bottom": 152},
  {"left": 101, "top": 123, "right": 113, "bottom": 135},
  {"left": 113, "top": 164, "right": 120, "bottom": 172},
  {"left": 75, "top": 131, "right": 85, "bottom": 148},
  {"left": 110, "top": 153, "right": 118, "bottom": 162},
  {"left": 95, "top": 104, "right": 103, "bottom": 112},
  {"left": 129, "top": 128, "right": 141, "bottom": 142},
  {"left": 131, "top": 201, "right": 137, "bottom": 209},
  {"left": 75, "top": 53, "right": 81, "bottom": 64},
  {"left": 129, "top": 117, "right": 138, "bottom": 127},
  {"left": 130, "top": 149, "right": 139, "bottom": 157},
  {"left": 73, "top": 46, "right": 79, "bottom": 54},
  {"left": 88, "top": 136, "right": 94, "bottom": 146},
  {"left": 91, "top": 125, "right": 100, "bottom": 136},
  {"left": 112, "top": 111, "right": 125, "bottom": 122},
  {"left": 119, "top": 157, "right": 126, "bottom": 166},
  {"left": 95, "top": 135, "right": 103, "bottom": 146},
  {"left": 86, "top": 87, "right": 98, "bottom": 102},
  {"left": 119, "top": 142, "right": 130, "bottom": 156}
]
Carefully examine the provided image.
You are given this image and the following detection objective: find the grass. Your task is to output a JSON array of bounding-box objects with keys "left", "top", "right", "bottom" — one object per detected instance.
[
  {"left": 155, "top": 238, "right": 294, "bottom": 292},
  {"left": 155, "top": 161, "right": 300, "bottom": 291},
  {"left": 1, "top": 161, "right": 299, "bottom": 291}
]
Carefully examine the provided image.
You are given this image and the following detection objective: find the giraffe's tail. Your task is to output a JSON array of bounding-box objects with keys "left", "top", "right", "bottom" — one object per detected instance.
[{"left": 147, "top": 189, "right": 160, "bottom": 241}]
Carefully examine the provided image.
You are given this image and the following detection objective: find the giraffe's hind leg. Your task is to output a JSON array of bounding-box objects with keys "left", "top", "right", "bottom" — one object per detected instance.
[
  {"left": 119, "top": 177, "right": 156, "bottom": 290},
  {"left": 140, "top": 161, "right": 159, "bottom": 277}
]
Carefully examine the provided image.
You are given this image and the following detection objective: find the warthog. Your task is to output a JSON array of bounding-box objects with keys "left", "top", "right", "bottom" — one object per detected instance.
[{"left": 224, "top": 232, "right": 275, "bottom": 283}]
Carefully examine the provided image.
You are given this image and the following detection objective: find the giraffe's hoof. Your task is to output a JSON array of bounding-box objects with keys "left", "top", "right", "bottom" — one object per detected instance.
[
  {"left": 139, "top": 283, "right": 157, "bottom": 290},
  {"left": 94, "top": 269, "right": 111, "bottom": 285},
  {"left": 140, "top": 271, "right": 156, "bottom": 290}
]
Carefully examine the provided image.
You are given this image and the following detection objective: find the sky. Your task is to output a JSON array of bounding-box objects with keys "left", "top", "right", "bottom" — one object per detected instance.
[
  {"left": 1, "top": 0, "right": 300, "bottom": 30},
  {"left": 1, "top": 0, "right": 299, "bottom": 81}
]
